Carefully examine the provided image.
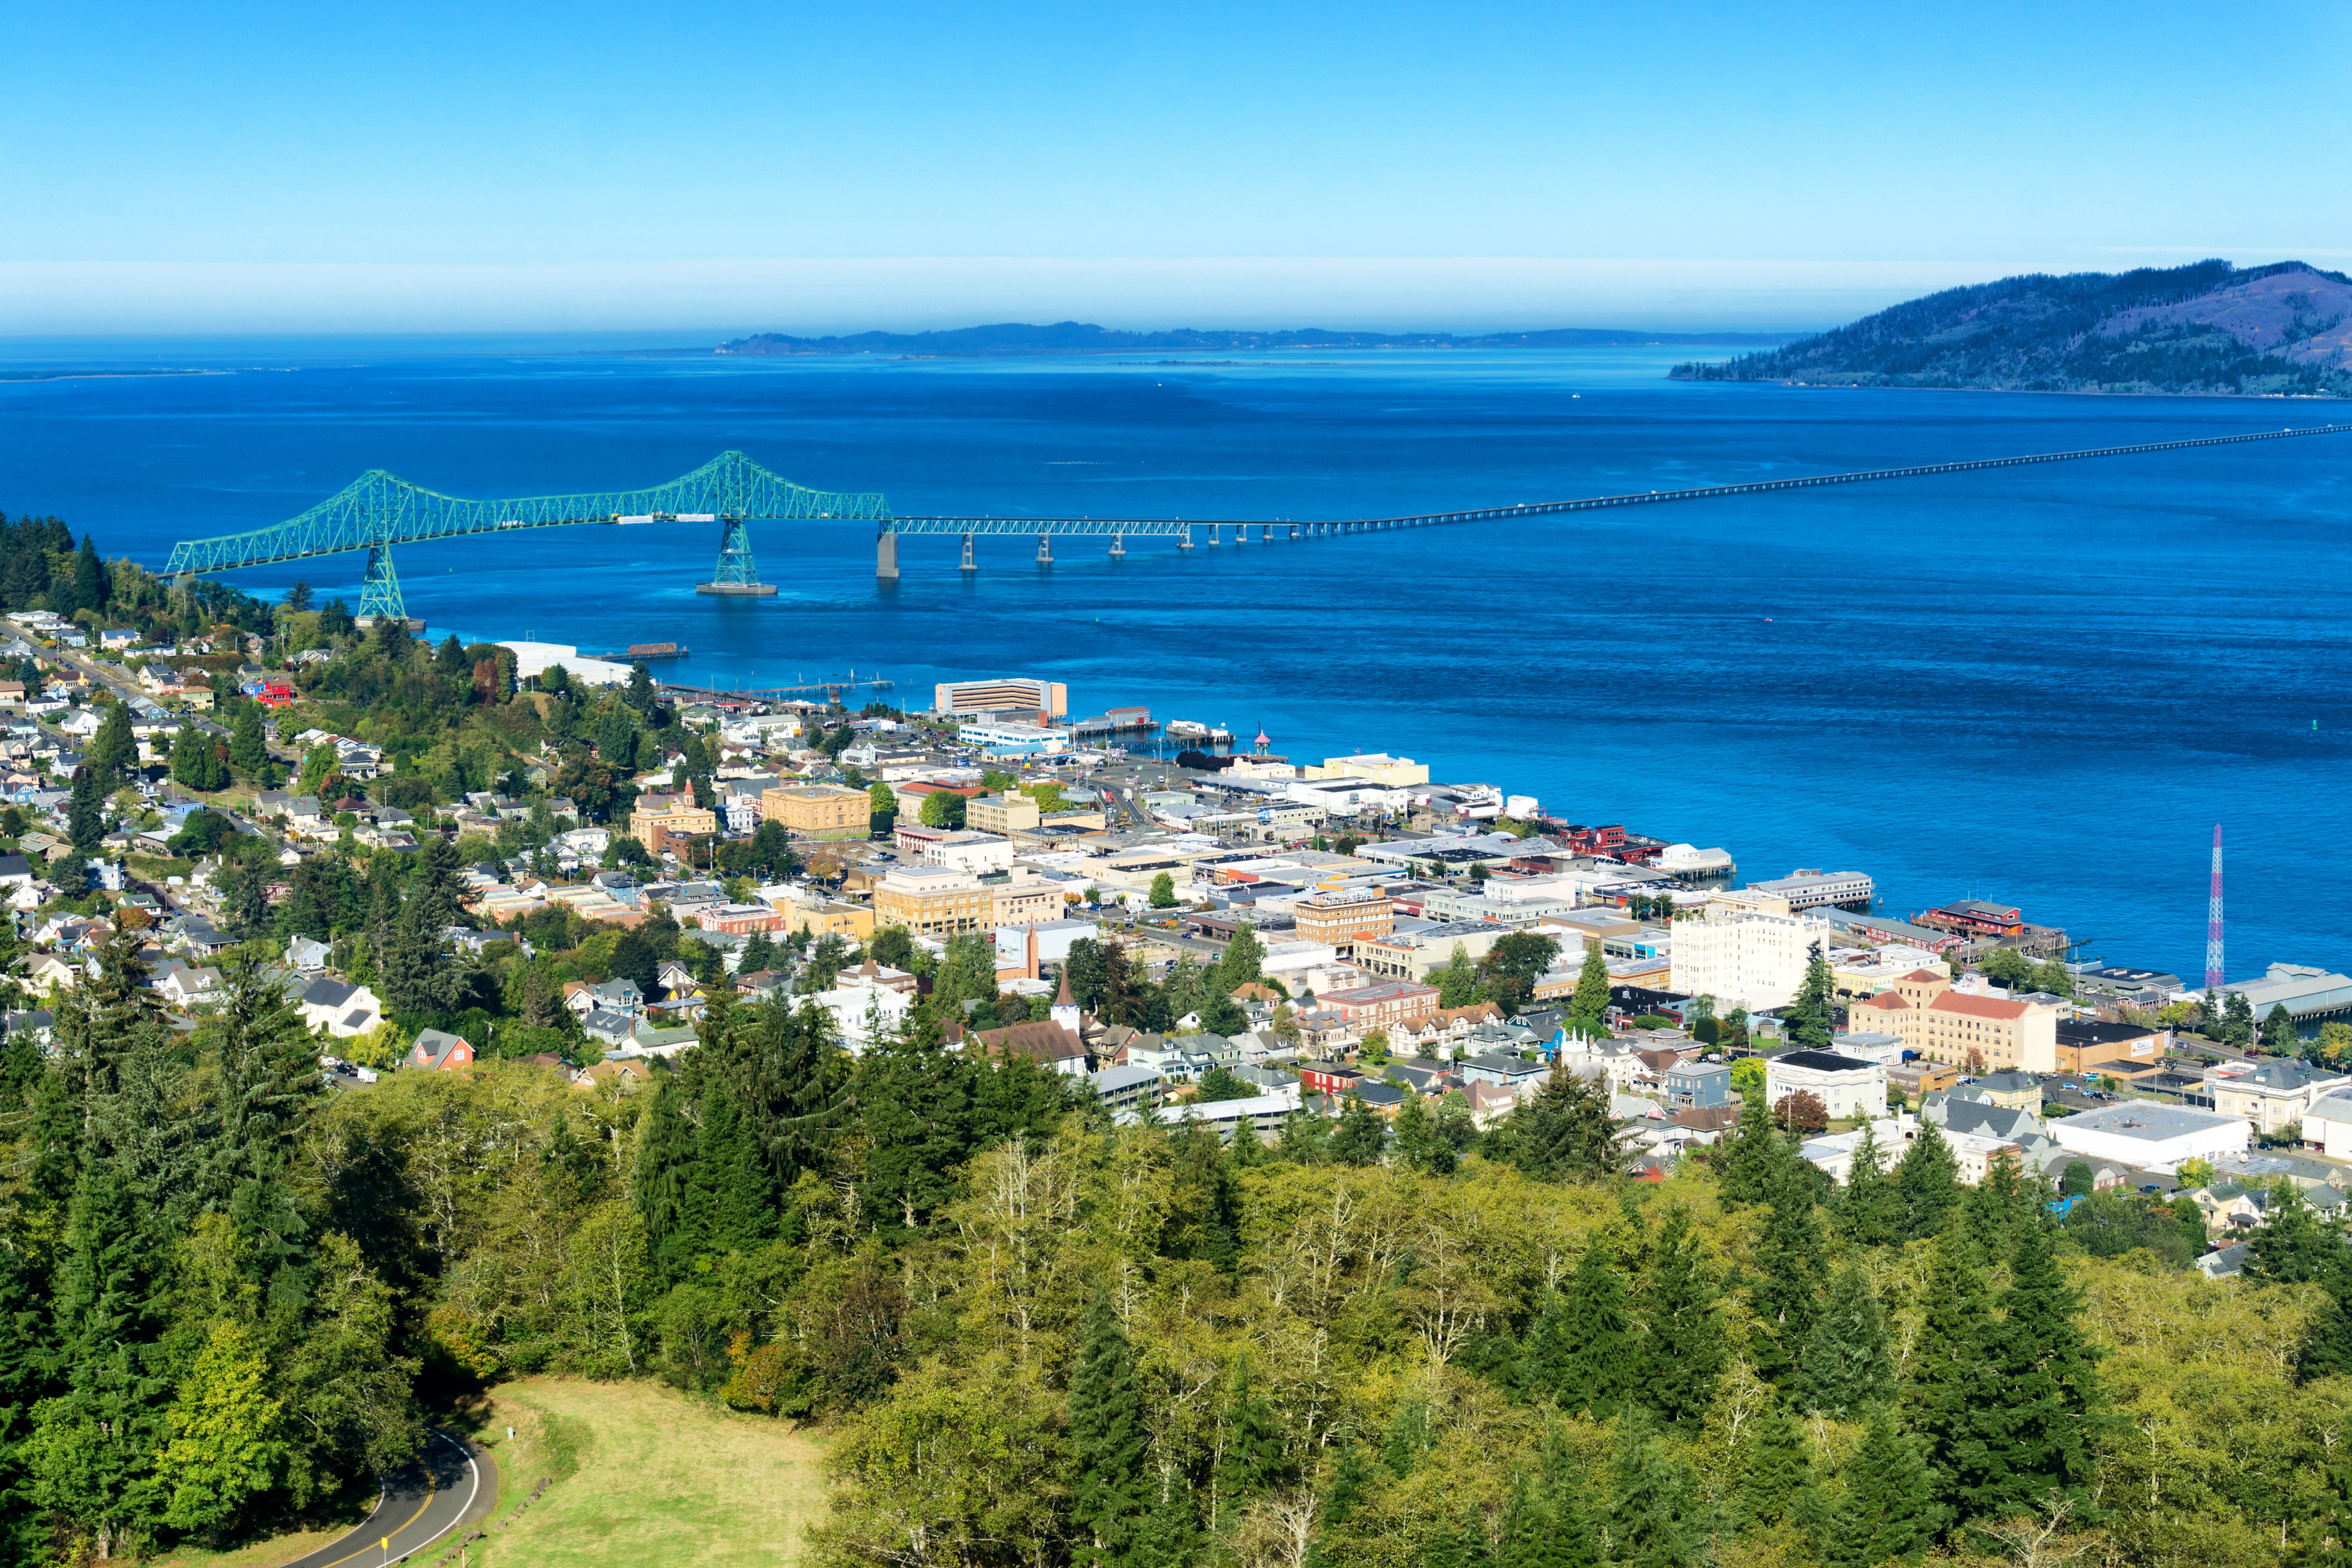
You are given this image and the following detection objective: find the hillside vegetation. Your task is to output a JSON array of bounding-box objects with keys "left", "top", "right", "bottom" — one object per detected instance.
[{"left": 1673, "top": 259, "right": 2352, "bottom": 396}]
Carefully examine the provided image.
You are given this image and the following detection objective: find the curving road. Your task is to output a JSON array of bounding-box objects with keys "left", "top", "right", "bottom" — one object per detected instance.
[{"left": 279, "top": 1428, "right": 492, "bottom": 1568}]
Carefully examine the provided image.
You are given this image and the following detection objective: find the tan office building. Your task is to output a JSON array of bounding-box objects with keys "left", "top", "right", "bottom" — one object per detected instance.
[
  {"left": 966, "top": 792, "right": 1042, "bottom": 834},
  {"left": 761, "top": 783, "right": 870, "bottom": 840},
  {"left": 625, "top": 795, "right": 719, "bottom": 856},
  {"left": 1845, "top": 968, "right": 2059, "bottom": 1073},
  {"left": 875, "top": 866, "right": 1063, "bottom": 936},
  {"left": 1293, "top": 888, "right": 1395, "bottom": 952}
]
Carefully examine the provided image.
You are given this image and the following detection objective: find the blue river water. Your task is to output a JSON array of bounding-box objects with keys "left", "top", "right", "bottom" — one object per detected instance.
[{"left": 1, "top": 338, "right": 2346, "bottom": 981}]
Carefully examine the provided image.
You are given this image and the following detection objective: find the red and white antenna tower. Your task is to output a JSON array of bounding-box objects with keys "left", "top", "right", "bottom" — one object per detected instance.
[{"left": 2205, "top": 823, "right": 2224, "bottom": 993}]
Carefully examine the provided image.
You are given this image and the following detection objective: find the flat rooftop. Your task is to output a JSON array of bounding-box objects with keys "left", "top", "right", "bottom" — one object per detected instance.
[{"left": 2060, "top": 1101, "right": 2246, "bottom": 1140}]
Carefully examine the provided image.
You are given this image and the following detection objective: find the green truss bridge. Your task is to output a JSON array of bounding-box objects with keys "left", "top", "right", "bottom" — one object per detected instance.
[{"left": 161, "top": 425, "right": 2352, "bottom": 621}]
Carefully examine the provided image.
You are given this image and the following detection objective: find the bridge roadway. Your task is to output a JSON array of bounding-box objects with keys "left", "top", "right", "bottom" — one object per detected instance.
[{"left": 878, "top": 420, "right": 2352, "bottom": 574}]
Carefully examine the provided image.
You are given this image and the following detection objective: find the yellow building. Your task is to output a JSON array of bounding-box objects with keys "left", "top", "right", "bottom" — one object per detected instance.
[
  {"left": 774, "top": 899, "right": 874, "bottom": 944},
  {"left": 873, "top": 866, "right": 1063, "bottom": 936},
  {"left": 761, "top": 783, "right": 870, "bottom": 840},
  {"left": 966, "top": 792, "right": 1042, "bottom": 834},
  {"left": 625, "top": 795, "right": 718, "bottom": 856},
  {"left": 1293, "top": 887, "right": 1395, "bottom": 952}
]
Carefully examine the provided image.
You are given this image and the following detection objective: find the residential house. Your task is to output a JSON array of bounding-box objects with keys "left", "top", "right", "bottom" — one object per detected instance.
[
  {"left": 1663, "top": 1059, "right": 1734, "bottom": 1111},
  {"left": 2205, "top": 1058, "right": 2346, "bottom": 1135},
  {"left": 156, "top": 965, "right": 224, "bottom": 1009},
  {"left": 1090, "top": 1064, "right": 1164, "bottom": 1115},
  {"left": 409, "top": 1029, "right": 475, "bottom": 1071},
  {"left": 297, "top": 977, "right": 384, "bottom": 1037}
]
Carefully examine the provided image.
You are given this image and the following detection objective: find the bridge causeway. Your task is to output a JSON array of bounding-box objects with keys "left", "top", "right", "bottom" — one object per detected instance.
[{"left": 159, "top": 422, "right": 2352, "bottom": 616}]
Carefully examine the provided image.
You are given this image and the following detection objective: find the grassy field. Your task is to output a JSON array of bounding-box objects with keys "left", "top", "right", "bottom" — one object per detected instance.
[
  {"left": 148, "top": 1522, "right": 360, "bottom": 1568},
  {"left": 457, "top": 1379, "right": 827, "bottom": 1568}
]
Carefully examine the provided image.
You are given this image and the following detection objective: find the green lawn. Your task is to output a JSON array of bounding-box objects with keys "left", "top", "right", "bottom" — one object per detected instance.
[{"left": 459, "top": 1379, "right": 826, "bottom": 1568}]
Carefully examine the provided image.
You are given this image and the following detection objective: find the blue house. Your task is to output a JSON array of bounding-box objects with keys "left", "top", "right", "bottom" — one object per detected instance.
[{"left": 1664, "top": 1059, "right": 1734, "bottom": 1111}]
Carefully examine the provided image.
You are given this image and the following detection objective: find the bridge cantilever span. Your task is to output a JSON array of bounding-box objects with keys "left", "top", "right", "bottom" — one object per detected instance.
[{"left": 161, "top": 451, "right": 888, "bottom": 621}]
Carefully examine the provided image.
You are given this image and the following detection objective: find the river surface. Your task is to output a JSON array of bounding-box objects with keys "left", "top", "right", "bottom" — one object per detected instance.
[{"left": 2, "top": 337, "right": 2346, "bottom": 981}]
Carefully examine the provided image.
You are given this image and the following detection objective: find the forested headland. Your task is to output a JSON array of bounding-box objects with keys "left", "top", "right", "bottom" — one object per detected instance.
[{"left": 1671, "top": 259, "right": 2352, "bottom": 396}]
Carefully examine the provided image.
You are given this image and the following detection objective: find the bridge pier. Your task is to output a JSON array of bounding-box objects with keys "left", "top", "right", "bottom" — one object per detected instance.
[
  {"left": 356, "top": 542, "right": 406, "bottom": 624},
  {"left": 702, "top": 515, "right": 779, "bottom": 595},
  {"left": 1110, "top": 533, "right": 1124, "bottom": 560},
  {"left": 876, "top": 528, "right": 899, "bottom": 581},
  {"left": 1208, "top": 524, "right": 1218, "bottom": 546},
  {"left": 1178, "top": 526, "right": 1191, "bottom": 552},
  {"left": 1037, "top": 534, "right": 1053, "bottom": 566},
  {"left": 960, "top": 533, "right": 974, "bottom": 573}
]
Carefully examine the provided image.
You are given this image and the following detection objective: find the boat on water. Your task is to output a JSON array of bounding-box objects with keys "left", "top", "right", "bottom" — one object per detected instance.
[
  {"left": 1165, "top": 719, "right": 1233, "bottom": 743},
  {"left": 592, "top": 641, "right": 692, "bottom": 661}
]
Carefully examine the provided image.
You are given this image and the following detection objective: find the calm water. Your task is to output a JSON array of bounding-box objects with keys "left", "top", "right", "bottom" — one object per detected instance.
[{"left": 2, "top": 339, "right": 2346, "bottom": 980}]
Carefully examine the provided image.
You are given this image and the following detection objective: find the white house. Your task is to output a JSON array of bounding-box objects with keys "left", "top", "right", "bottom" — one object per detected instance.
[
  {"left": 2301, "top": 1092, "right": 2352, "bottom": 1160},
  {"left": 298, "top": 977, "right": 385, "bottom": 1037},
  {"left": 817, "top": 973, "right": 915, "bottom": 1053},
  {"left": 1765, "top": 1048, "right": 1887, "bottom": 1121}
]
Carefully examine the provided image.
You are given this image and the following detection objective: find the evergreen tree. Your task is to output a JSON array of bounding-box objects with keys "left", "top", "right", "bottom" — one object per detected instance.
[
  {"left": 1330, "top": 1092, "right": 1385, "bottom": 1167},
  {"left": 376, "top": 897, "right": 459, "bottom": 1019},
  {"left": 1214, "top": 1356, "right": 1287, "bottom": 1517},
  {"left": 1391, "top": 1092, "right": 1454, "bottom": 1176},
  {"left": 1638, "top": 1203, "right": 1724, "bottom": 1429},
  {"left": 1750, "top": 1148, "right": 1828, "bottom": 1384},
  {"left": 1130, "top": 1474, "right": 1200, "bottom": 1568},
  {"left": 1739, "top": 1395, "right": 1814, "bottom": 1530},
  {"left": 1904, "top": 1218, "right": 1992, "bottom": 1534},
  {"left": 2247, "top": 1180, "right": 2343, "bottom": 1283},
  {"left": 632, "top": 1077, "right": 698, "bottom": 1269},
  {"left": 1069, "top": 1290, "right": 1151, "bottom": 1567},
  {"left": 1536, "top": 1445, "right": 1603, "bottom": 1568},
  {"left": 1215, "top": 923, "right": 1265, "bottom": 992},
  {"left": 1379, "top": 1395, "right": 1429, "bottom": 1477},
  {"left": 1719, "top": 1083, "right": 1785, "bottom": 1206},
  {"left": 1837, "top": 1120, "right": 1900, "bottom": 1246},
  {"left": 1787, "top": 941, "right": 1837, "bottom": 1048},
  {"left": 73, "top": 534, "right": 105, "bottom": 616},
  {"left": 67, "top": 765, "right": 104, "bottom": 853},
  {"left": 1794, "top": 1255, "right": 1894, "bottom": 1417},
  {"left": 519, "top": 964, "right": 561, "bottom": 1029},
  {"left": 1606, "top": 1410, "right": 1700, "bottom": 1568},
  {"left": 88, "top": 701, "right": 134, "bottom": 787},
  {"left": 229, "top": 700, "right": 268, "bottom": 775},
  {"left": 1823, "top": 1406, "right": 1930, "bottom": 1568},
  {"left": 625, "top": 661, "right": 658, "bottom": 714},
  {"left": 1509, "top": 1061, "right": 1626, "bottom": 1182},
  {"left": 854, "top": 1024, "right": 979, "bottom": 1237},
  {"left": 1566, "top": 939, "right": 1609, "bottom": 1032},
  {"left": 1892, "top": 1116, "right": 1961, "bottom": 1241},
  {"left": 27, "top": 1157, "right": 173, "bottom": 1559},
  {"left": 1960, "top": 1148, "right": 2047, "bottom": 1261},
  {"left": 1965, "top": 1223, "right": 2107, "bottom": 1523},
  {"left": 1527, "top": 1245, "right": 1640, "bottom": 1417}
]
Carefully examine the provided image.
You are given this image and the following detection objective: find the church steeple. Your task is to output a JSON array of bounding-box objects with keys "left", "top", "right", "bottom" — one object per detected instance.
[{"left": 1052, "top": 965, "right": 1082, "bottom": 1036}]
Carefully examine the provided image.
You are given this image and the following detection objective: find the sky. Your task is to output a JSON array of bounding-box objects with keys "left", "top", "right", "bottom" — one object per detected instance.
[{"left": 4, "top": 0, "right": 2348, "bottom": 335}]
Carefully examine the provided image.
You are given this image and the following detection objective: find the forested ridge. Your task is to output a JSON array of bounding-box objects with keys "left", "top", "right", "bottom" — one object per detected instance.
[{"left": 1672, "top": 259, "right": 2352, "bottom": 396}]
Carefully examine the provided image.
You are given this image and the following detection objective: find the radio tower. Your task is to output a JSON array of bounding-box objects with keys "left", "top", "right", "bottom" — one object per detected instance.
[{"left": 2205, "top": 824, "right": 2225, "bottom": 993}]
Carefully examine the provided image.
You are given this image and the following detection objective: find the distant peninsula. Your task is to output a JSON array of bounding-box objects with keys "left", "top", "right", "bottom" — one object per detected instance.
[
  {"left": 715, "top": 322, "right": 1795, "bottom": 358},
  {"left": 1670, "top": 259, "right": 2352, "bottom": 396}
]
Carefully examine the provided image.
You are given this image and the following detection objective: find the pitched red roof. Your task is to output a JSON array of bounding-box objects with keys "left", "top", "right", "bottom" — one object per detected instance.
[
  {"left": 1900, "top": 969, "right": 1946, "bottom": 983},
  {"left": 1931, "top": 992, "right": 2030, "bottom": 1021},
  {"left": 1853, "top": 992, "right": 1911, "bottom": 1013}
]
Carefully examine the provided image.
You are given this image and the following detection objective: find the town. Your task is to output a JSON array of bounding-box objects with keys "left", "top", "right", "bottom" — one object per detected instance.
[
  {"left": 9, "top": 598, "right": 2349, "bottom": 1289},
  {"left": 0, "top": 556, "right": 2347, "bottom": 1567}
]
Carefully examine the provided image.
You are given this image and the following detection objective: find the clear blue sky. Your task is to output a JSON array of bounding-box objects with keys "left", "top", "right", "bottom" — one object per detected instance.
[{"left": 4, "top": 0, "right": 2346, "bottom": 332}]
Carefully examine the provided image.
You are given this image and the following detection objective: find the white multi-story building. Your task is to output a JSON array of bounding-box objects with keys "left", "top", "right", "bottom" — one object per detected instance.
[
  {"left": 1669, "top": 905, "right": 1836, "bottom": 1011},
  {"left": 1743, "top": 869, "right": 1876, "bottom": 912},
  {"left": 1767, "top": 1049, "right": 1888, "bottom": 1121}
]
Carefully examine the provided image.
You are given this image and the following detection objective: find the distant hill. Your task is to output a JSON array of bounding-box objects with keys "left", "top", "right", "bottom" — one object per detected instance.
[
  {"left": 1670, "top": 260, "right": 2352, "bottom": 396},
  {"left": 715, "top": 322, "right": 1795, "bottom": 357}
]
